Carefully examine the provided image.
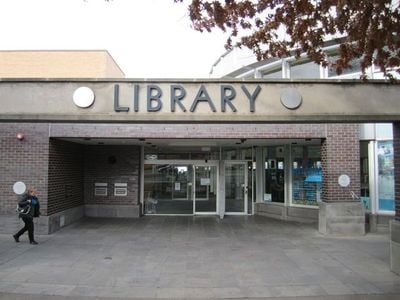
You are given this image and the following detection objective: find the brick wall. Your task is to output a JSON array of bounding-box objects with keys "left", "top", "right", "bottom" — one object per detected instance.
[
  {"left": 0, "top": 122, "right": 363, "bottom": 217},
  {"left": 0, "top": 123, "right": 49, "bottom": 214},
  {"left": 394, "top": 122, "right": 400, "bottom": 221},
  {"left": 321, "top": 124, "right": 360, "bottom": 202},
  {"left": 48, "top": 139, "right": 84, "bottom": 215},
  {"left": 84, "top": 145, "right": 140, "bottom": 205}
]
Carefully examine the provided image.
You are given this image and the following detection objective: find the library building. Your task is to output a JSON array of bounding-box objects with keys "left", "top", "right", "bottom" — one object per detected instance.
[{"left": 0, "top": 49, "right": 399, "bottom": 274}]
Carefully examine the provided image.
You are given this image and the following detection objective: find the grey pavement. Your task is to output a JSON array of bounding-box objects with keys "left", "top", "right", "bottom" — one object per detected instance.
[{"left": 0, "top": 216, "right": 399, "bottom": 299}]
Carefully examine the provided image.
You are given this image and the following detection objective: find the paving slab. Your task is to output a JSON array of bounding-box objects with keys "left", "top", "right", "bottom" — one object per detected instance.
[{"left": 1, "top": 216, "right": 400, "bottom": 299}]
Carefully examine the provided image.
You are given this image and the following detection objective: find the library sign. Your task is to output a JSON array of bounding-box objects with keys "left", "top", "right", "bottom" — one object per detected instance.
[
  {"left": 73, "top": 84, "right": 301, "bottom": 113},
  {"left": 0, "top": 80, "right": 399, "bottom": 122}
]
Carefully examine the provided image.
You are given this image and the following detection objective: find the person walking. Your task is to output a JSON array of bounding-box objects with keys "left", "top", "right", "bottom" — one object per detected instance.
[{"left": 13, "top": 187, "right": 40, "bottom": 245}]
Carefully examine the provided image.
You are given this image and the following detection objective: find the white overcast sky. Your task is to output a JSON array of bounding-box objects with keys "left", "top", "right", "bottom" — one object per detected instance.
[{"left": 0, "top": 0, "right": 229, "bottom": 78}]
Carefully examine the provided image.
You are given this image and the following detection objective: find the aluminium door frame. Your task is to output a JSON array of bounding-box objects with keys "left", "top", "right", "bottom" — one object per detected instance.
[
  {"left": 142, "top": 159, "right": 219, "bottom": 216},
  {"left": 193, "top": 161, "right": 219, "bottom": 215},
  {"left": 224, "top": 160, "right": 249, "bottom": 215}
]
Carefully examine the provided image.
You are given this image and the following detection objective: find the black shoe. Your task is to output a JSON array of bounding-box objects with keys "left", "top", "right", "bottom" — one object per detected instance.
[
  {"left": 30, "top": 241, "right": 38, "bottom": 245},
  {"left": 13, "top": 235, "right": 19, "bottom": 243}
]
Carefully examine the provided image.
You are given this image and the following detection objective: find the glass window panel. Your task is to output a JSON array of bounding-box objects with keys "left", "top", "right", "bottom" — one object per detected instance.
[
  {"left": 377, "top": 141, "right": 395, "bottom": 212},
  {"left": 222, "top": 147, "right": 253, "bottom": 160},
  {"left": 225, "top": 163, "right": 245, "bottom": 212},
  {"left": 264, "top": 146, "right": 285, "bottom": 203},
  {"left": 291, "top": 145, "right": 322, "bottom": 206},
  {"left": 195, "top": 165, "right": 217, "bottom": 213},
  {"left": 144, "top": 151, "right": 190, "bottom": 160},
  {"left": 360, "top": 141, "right": 370, "bottom": 210},
  {"left": 290, "top": 61, "right": 320, "bottom": 79},
  {"left": 327, "top": 56, "right": 362, "bottom": 77},
  {"left": 262, "top": 69, "right": 282, "bottom": 79},
  {"left": 376, "top": 123, "right": 393, "bottom": 139},
  {"left": 144, "top": 164, "right": 193, "bottom": 214},
  {"left": 144, "top": 148, "right": 220, "bottom": 160}
]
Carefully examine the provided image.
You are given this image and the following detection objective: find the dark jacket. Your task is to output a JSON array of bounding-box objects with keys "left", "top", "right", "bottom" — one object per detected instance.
[{"left": 18, "top": 193, "right": 40, "bottom": 218}]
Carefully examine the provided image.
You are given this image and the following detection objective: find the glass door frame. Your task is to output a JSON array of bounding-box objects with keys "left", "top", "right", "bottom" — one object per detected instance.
[
  {"left": 141, "top": 159, "right": 219, "bottom": 216},
  {"left": 262, "top": 146, "right": 288, "bottom": 206},
  {"left": 193, "top": 161, "right": 219, "bottom": 215},
  {"left": 224, "top": 160, "right": 248, "bottom": 215}
]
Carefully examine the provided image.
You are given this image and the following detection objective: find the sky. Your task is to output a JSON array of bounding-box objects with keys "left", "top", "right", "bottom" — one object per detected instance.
[{"left": 0, "top": 0, "right": 229, "bottom": 78}]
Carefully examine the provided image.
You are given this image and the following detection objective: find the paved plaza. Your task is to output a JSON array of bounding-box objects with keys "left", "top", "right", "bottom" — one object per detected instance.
[{"left": 0, "top": 216, "right": 400, "bottom": 299}]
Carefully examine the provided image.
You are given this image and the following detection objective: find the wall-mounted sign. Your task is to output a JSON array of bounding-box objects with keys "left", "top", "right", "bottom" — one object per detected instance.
[
  {"left": 114, "top": 183, "right": 128, "bottom": 196},
  {"left": 201, "top": 178, "right": 210, "bottom": 186},
  {"left": 338, "top": 174, "right": 351, "bottom": 187},
  {"left": 1, "top": 81, "right": 399, "bottom": 123},
  {"left": 94, "top": 182, "right": 107, "bottom": 196},
  {"left": 145, "top": 154, "right": 158, "bottom": 160},
  {"left": 113, "top": 83, "right": 261, "bottom": 113}
]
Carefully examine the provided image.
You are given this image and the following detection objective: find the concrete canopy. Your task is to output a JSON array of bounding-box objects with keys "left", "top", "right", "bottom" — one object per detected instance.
[{"left": 0, "top": 79, "right": 399, "bottom": 123}]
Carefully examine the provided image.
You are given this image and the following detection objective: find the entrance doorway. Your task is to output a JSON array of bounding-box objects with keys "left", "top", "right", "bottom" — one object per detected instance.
[
  {"left": 141, "top": 141, "right": 256, "bottom": 217},
  {"left": 225, "top": 162, "right": 248, "bottom": 214},
  {"left": 143, "top": 161, "right": 218, "bottom": 215},
  {"left": 194, "top": 164, "right": 218, "bottom": 214}
]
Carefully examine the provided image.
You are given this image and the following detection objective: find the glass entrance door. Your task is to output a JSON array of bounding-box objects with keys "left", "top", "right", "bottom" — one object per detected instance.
[
  {"left": 144, "top": 164, "right": 193, "bottom": 214},
  {"left": 225, "top": 162, "right": 248, "bottom": 214},
  {"left": 194, "top": 165, "right": 218, "bottom": 214},
  {"left": 144, "top": 162, "right": 218, "bottom": 215}
]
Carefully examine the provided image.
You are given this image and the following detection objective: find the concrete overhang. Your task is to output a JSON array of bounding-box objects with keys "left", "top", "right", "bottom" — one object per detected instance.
[{"left": 0, "top": 79, "right": 399, "bottom": 123}]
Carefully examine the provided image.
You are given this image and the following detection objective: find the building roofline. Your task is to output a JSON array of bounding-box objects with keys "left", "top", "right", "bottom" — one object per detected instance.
[
  {"left": 0, "top": 78, "right": 396, "bottom": 84},
  {"left": 218, "top": 37, "right": 347, "bottom": 78},
  {"left": 0, "top": 49, "right": 126, "bottom": 78}
]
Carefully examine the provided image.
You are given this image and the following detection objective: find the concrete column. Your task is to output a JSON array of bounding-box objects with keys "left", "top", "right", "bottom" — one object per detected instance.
[
  {"left": 319, "top": 124, "right": 365, "bottom": 235},
  {"left": 391, "top": 122, "right": 400, "bottom": 274}
]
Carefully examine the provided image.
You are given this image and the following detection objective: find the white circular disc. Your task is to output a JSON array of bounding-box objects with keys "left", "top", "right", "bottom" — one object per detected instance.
[
  {"left": 280, "top": 88, "right": 302, "bottom": 110},
  {"left": 73, "top": 87, "right": 95, "bottom": 108},
  {"left": 13, "top": 181, "right": 26, "bottom": 195},
  {"left": 338, "top": 174, "right": 351, "bottom": 187}
]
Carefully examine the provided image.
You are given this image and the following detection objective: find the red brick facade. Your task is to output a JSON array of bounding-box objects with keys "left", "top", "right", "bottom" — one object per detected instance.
[
  {"left": 0, "top": 123, "right": 49, "bottom": 214},
  {"left": 321, "top": 124, "right": 360, "bottom": 202},
  {"left": 0, "top": 121, "right": 361, "bottom": 218},
  {"left": 84, "top": 145, "right": 140, "bottom": 206},
  {"left": 48, "top": 139, "right": 84, "bottom": 215}
]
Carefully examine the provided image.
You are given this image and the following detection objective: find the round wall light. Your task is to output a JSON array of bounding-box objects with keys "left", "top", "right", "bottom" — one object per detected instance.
[
  {"left": 73, "top": 87, "right": 95, "bottom": 108},
  {"left": 16, "top": 133, "right": 25, "bottom": 140}
]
